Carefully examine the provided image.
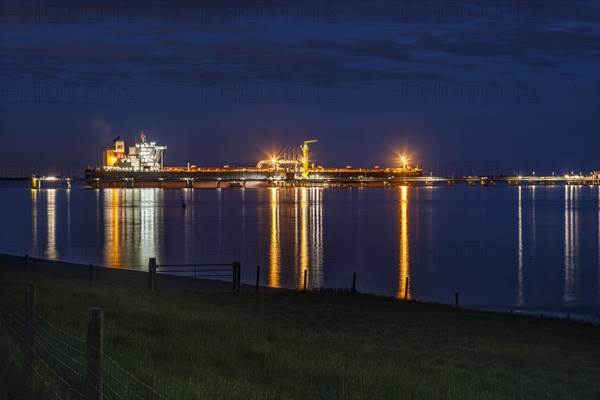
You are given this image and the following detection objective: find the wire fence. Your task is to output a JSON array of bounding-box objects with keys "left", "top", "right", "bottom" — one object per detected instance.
[
  {"left": 0, "top": 288, "right": 166, "bottom": 400},
  {"left": 238, "top": 267, "right": 457, "bottom": 306},
  {"left": 153, "top": 260, "right": 241, "bottom": 292},
  {"left": 146, "top": 259, "right": 600, "bottom": 323},
  {"left": 236, "top": 268, "right": 598, "bottom": 322},
  {"left": 152, "top": 260, "right": 461, "bottom": 306}
]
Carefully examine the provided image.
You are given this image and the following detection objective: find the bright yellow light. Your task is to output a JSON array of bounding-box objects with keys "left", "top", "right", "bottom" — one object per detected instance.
[
  {"left": 400, "top": 156, "right": 409, "bottom": 168},
  {"left": 271, "top": 158, "right": 277, "bottom": 164}
]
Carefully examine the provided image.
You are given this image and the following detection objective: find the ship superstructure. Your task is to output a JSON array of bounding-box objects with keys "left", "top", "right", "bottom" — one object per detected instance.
[{"left": 104, "top": 132, "right": 166, "bottom": 171}]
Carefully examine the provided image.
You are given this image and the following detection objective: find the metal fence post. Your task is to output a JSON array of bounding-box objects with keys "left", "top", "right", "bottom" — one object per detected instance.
[
  {"left": 232, "top": 263, "right": 236, "bottom": 292},
  {"left": 351, "top": 273, "right": 356, "bottom": 293},
  {"left": 24, "top": 254, "right": 29, "bottom": 272},
  {"left": 25, "top": 283, "right": 35, "bottom": 370},
  {"left": 303, "top": 269, "right": 308, "bottom": 291},
  {"left": 87, "top": 308, "right": 103, "bottom": 400},
  {"left": 148, "top": 258, "right": 156, "bottom": 291},
  {"left": 255, "top": 266, "right": 260, "bottom": 293},
  {"left": 232, "top": 262, "right": 241, "bottom": 292},
  {"left": 236, "top": 262, "right": 241, "bottom": 293}
]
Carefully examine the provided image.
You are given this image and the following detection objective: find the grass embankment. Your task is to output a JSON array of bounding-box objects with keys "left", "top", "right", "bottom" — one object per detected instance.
[{"left": 1, "top": 267, "right": 599, "bottom": 400}]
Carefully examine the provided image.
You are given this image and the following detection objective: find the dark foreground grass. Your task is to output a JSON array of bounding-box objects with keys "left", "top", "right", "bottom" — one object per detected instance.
[{"left": 1, "top": 267, "right": 599, "bottom": 400}]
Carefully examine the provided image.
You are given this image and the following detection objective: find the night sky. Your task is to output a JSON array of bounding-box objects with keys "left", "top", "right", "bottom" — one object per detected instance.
[{"left": 1, "top": 1, "right": 599, "bottom": 178}]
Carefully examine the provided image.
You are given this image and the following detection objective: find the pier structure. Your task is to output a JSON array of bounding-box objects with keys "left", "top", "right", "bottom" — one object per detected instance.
[
  {"left": 50, "top": 172, "right": 600, "bottom": 190},
  {"left": 32, "top": 173, "right": 600, "bottom": 190},
  {"left": 31, "top": 176, "right": 72, "bottom": 189}
]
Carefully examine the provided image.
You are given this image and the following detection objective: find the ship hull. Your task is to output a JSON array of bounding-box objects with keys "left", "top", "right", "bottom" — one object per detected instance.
[{"left": 85, "top": 168, "right": 423, "bottom": 188}]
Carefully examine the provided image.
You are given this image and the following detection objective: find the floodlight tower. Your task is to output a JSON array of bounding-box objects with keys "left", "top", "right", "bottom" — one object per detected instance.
[
  {"left": 400, "top": 156, "right": 409, "bottom": 170},
  {"left": 301, "top": 139, "right": 318, "bottom": 178}
]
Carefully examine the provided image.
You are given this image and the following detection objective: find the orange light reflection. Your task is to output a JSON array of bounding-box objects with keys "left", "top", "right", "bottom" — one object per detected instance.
[
  {"left": 299, "top": 187, "right": 309, "bottom": 289},
  {"left": 268, "top": 188, "right": 281, "bottom": 287},
  {"left": 396, "top": 186, "right": 411, "bottom": 299},
  {"left": 103, "top": 189, "right": 122, "bottom": 268}
]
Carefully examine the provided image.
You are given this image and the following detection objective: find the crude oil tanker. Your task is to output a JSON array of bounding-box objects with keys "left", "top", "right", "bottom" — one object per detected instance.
[{"left": 85, "top": 132, "right": 422, "bottom": 189}]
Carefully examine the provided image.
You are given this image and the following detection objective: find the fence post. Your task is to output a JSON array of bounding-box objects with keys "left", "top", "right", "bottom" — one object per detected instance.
[
  {"left": 351, "top": 273, "right": 356, "bottom": 293},
  {"left": 255, "top": 266, "right": 260, "bottom": 293},
  {"left": 236, "top": 262, "right": 241, "bottom": 293},
  {"left": 87, "top": 308, "right": 103, "bottom": 400},
  {"left": 148, "top": 258, "right": 156, "bottom": 291},
  {"left": 404, "top": 277, "right": 409, "bottom": 300},
  {"left": 232, "top": 263, "right": 236, "bottom": 292},
  {"left": 25, "top": 283, "right": 35, "bottom": 370},
  {"left": 303, "top": 269, "right": 308, "bottom": 291},
  {"left": 232, "top": 262, "right": 241, "bottom": 292},
  {"left": 89, "top": 264, "right": 93, "bottom": 287},
  {"left": 24, "top": 254, "right": 29, "bottom": 272},
  {"left": 454, "top": 292, "right": 459, "bottom": 308}
]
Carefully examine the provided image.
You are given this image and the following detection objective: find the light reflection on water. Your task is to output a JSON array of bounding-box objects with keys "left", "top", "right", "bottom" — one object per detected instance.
[
  {"left": 31, "top": 189, "right": 38, "bottom": 252},
  {"left": 517, "top": 186, "right": 523, "bottom": 305},
  {"left": 564, "top": 185, "right": 578, "bottom": 304},
  {"left": 3, "top": 182, "right": 599, "bottom": 318},
  {"left": 307, "top": 187, "right": 324, "bottom": 289},
  {"left": 396, "top": 186, "right": 410, "bottom": 299},
  {"left": 299, "top": 188, "right": 308, "bottom": 289},
  {"left": 269, "top": 188, "right": 280, "bottom": 287},
  {"left": 104, "top": 189, "right": 121, "bottom": 268},
  {"left": 99, "top": 189, "right": 165, "bottom": 269},
  {"left": 269, "top": 187, "right": 324, "bottom": 289}
]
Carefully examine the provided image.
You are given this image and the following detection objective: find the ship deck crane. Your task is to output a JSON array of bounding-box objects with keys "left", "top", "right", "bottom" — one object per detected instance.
[{"left": 301, "top": 139, "right": 318, "bottom": 178}]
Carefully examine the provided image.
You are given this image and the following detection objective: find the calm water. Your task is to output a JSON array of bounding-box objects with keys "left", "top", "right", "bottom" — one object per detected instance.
[{"left": 1, "top": 182, "right": 599, "bottom": 319}]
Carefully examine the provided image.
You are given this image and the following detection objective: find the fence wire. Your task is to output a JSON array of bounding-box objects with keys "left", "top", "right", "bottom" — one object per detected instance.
[
  {"left": 0, "top": 291, "right": 167, "bottom": 400},
  {"left": 238, "top": 268, "right": 458, "bottom": 304}
]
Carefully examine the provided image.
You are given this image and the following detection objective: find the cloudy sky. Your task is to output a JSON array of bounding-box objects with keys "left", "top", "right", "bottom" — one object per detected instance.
[{"left": 1, "top": 1, "right": 599, "bottom": 177}]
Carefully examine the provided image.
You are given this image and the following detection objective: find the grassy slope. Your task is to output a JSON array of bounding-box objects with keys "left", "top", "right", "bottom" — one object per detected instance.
[{"left": 1, "top": 267, "right": 599, "bottom": 400}]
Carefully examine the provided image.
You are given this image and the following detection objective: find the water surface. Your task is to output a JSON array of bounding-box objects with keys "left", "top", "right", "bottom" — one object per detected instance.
[{"left": 1, "top": 182, "right": 599, "bottom": 319}]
